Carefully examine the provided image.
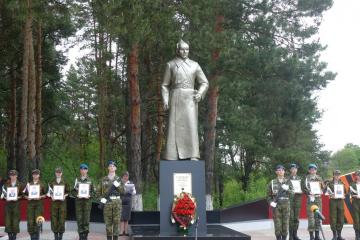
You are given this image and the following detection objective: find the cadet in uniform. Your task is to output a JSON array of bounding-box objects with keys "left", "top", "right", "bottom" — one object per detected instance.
[
  {"left": 24, "top": 169, "right": 47, "bottom": 240},
  {"left": 303, "top": 163, "right": 324, "bottom": 240},
  {"left": 350, "top": 170, "right": 360, "bottom": 240},
  {"left": 326, "top": 170, "right": 346, "bottom": 240},
  {"left": 267, "top": 164, "right": 292, "bottom": 240},
  {"left": 73, "top": 163, "right": 96, "bottom": 240},
  {"left": 1, "top": 170, "right": 23, "bottom": 240},
  {"left": 48, "top": 167, "right": 70, "bottom": 240},
  {"left": 289, "top": 163, "right": 303, "bottom": 240},
  {"left": 99, "top": 160, "right": 125, "bottom": 240}
]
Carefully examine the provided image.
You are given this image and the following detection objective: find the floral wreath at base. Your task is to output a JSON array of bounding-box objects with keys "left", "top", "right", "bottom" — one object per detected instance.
[{"left": 171, "top": 191, "right": 197, "bottom": 235}]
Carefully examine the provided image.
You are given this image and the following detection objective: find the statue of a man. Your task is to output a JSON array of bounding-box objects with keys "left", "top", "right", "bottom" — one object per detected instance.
[{"left": 161, "top": 40, "right": 209, "bottom": 160}]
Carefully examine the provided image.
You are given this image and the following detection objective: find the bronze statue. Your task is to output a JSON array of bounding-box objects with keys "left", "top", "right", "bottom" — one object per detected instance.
[{"left": 161, "top": 40, "right": 209, "bottom": 160}]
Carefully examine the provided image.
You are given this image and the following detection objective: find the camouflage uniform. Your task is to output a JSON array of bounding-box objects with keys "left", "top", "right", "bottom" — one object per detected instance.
[
  {"left": 98, "top": 175, "right": 125, "bottom": 239},
  {"left": 267, "top": 177, "right": 292, "bottom": 240},
  {"left": 350, "top": 178, "right": 360, "bottom": 240},
  {"left": 24, "top": 180, "right": 47, "bottom": 239},
  {"left": 1, "top": 179, "right": 23, "bottom": 240},
  {"left": 289, "top": 175, "right": 303, "bottom": 240},
  {"left": 72, "top": 175, "right": 96, "bottom": 240},
  {"left": 49, "top": 177, "right": 70, "bottom": 238},
  {"left": 303, "top": 173, "right": 324, "bottom": 240},
  {"left": 327, "top": 177, "right": 347, "bottom": 240}
]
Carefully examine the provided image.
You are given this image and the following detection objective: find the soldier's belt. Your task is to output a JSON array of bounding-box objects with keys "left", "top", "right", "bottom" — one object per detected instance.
[
  {"left": 278, "top": 197, "right": 289, "bottom": 200},
  {"left": 173, "top": 84, "right": 194, "bottom": 89},
  {"left": 109, "top": 196, "right": 121, "bottom": 200}
]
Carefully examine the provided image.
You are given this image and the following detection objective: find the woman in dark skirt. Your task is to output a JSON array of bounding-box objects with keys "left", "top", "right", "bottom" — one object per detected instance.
[{"left": 120, "top": 171, "right": 136, "bottom": 236}]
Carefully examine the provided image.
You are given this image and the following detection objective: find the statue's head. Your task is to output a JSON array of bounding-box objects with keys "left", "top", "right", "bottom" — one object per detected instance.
[{"left": 176, "top": 39, "right": 189, "bottom": 59}]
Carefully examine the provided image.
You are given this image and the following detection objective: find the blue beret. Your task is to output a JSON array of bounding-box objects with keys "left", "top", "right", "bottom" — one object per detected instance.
[
  {"left": 308, "top": 163, "right": 317, "bottom": 169},
  {"left": 107, "top": 160, "right": 116, "bottom": 167},
  {"left": 290, "top": 163, "right": 298, "bottom": 169},
  {"left": 80, "top": 163, "right": 88, "bottom": 169},
  {"left": 275, "top": 164, "right": 285, "bottom": 170}
]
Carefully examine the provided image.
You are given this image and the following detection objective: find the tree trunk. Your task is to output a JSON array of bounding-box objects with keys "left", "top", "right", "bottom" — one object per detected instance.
[
  {"left": 128, "top": 43, "right": 142, "bottom": 210},
  {"left": 17, "top": 0, "right": 33, "bottom": 181},
  {"left": 35, "top": 21, "right": 42, "bottom": 167},
  {"left": 27, "top": 5, "right": 37, "bottom": 172},
  {"left": 204, "top": 15, "right": 223, "bottom": 210},
  {"left": 6, "top": 65, "right": 17, "bottom": 171}
]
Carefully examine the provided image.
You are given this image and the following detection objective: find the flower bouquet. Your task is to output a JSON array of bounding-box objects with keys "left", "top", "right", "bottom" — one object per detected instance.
[{"left": 171, "top": 191, "right": 197, "bottom": 235}]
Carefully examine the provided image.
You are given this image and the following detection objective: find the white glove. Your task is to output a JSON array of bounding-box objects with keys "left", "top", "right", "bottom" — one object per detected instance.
[
  {"left": 100, "top": 198, "right": 107, "bottom": 204},
  {"left": 113, "top": 181, "right": 120, "bottom": 188},
  {"left": 270, "top": 201, "right": 277, "bottom": 208},
  {"left": 281, "top": 184, "right": 289, "bottom": 191},
  {"left": 309, "top": 195, "right": 315, "bottom": 202}
]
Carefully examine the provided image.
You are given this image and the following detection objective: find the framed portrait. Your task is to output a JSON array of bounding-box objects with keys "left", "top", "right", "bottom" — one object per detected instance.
[
  {"left": 78, "top": 183, "right": 90, "bottom": 198},
  {"left": 53, "top": 185, "right": 65, "bottom": 200},
  {"left": 6, "top": 187, "right": 18, "bottom": 201},
  {"left": 291, "top": 180, "right": 302, "bottom": 194},
  {"left": 309, "top": 181, "right": 322, "bottom": 195},
  {"left": 357, "top": 184, "right": 360, "bottom": 198},
  {"left": 28, "top": 185, "right": 40, "bottom": 199},
  {"left": 334, "top": 184, "right": 344, "bottom": 199}
]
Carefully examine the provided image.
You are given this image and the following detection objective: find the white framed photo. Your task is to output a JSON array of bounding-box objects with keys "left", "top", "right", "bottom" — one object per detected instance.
[
  {"left": 309, "top": 181, "right": 322, "bottom": 195},
  {"left": 28, "top": 185, "right": 40, "bottom": 199},
  {"left": 53, "top": 185, "right": 65, "bottom": 200},
  {"left": 356, "top": 184, "right": 360, "bottom": 198},
  {"left": 78, "top": 183, "right": 90, "bottom": 198},
  {"left": 334, "top": 184, "right": 344, "bottom": 199},
  {"left": 6, "top": 187, "right": 18, "bottom": 201},
  {"left": 291, "top": 180, "right": 302, "bottom": 194}
]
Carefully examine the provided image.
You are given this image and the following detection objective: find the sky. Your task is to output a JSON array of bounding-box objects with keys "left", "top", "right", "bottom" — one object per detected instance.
[{"left": 315, "top": 0, "right": 360, "bottom": 153}]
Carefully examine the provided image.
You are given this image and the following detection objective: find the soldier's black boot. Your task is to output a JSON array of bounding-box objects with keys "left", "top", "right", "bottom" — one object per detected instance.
[
  {"left": 13, "top": 233, "right": 17, "bottom": 240},
  {"left": 107, "top": 236, "right": 112, "bottom": 240},
  {"left": 281, "top": 234, "right": 287, "bottom": 240},
  {"left": 84, "top": 232, "right": 88, "bottom": 240},
  {"left": 8, "top": 233, "right": 13, "bottom": 240},
  {"left": 113, "top": 236, "right": 118, "bottom": 240},
  {"left": 309, "top": 231, "right": 315, "bottom": 240},
  {"left": 276, "top": 235, "right": 282, "bottom": 240},
  {"left": 331, "top": 230, "right": 337, "bottom": 240},
  {"left": 356, "top": 230, "right": 360, "bottom": 240},
  {"left": 289, "top": 229, "right": 293, "bottom": 240},
  {"left": 337, "top": 230, "right": 345, "bottom": 240},
  {"left": 54, "top": 232, "right": 58, "bottom": 240},
  {"left": 58, "top": 233, "right": 63, "bottom": 240},
  {"left": 314, "top": 231, "right": 321, "bottom": 240},
  {"left": 79, "top": 233, "right": 83, "bottom": 240}
]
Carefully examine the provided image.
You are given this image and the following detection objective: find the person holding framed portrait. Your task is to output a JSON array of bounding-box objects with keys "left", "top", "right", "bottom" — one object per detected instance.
[
  {"left": 267, "top": 164, "right": 292, "bottom": 240},
  {"left": 72, "top": 163, "right": 96, "bottom": 240},
  {"left": 120, "top": 171, "right": 136, "bottom": 236},
  {"left": 288, "top": 163, "right": 303, "bottom": 240},
  {"left": 350, "top": 170, "right": 360, "bottom": 240},
  {"left": 326, "top": 169, "right": 347, "bottom": 240},
  {"left": 303, "top": 163, "right": 324, "bottom": 240},
  {"left": 1, "top": 170, "right": 23, "bottom": 240},
  {"left": 23, "top": 169, "right": 47, "bottom": 240},
  {"left": 48, "top": 167, "right": 70, "bottom": 240}
]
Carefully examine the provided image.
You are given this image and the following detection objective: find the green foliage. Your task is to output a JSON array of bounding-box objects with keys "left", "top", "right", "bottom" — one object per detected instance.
[
  {"left": 142, "top": 184, "right": 158, "bottom": 211},
  {"left": 214, "top": 174, "right": 268, "bottom": 209},
  {"left": 329, "top": 143, "right": 360, "bottom": 176}
]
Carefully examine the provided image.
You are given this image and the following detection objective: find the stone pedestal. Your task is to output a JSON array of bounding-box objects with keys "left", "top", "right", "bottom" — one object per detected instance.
[{"left": 159, "top": 160, "right": 206, "bottom": 236}]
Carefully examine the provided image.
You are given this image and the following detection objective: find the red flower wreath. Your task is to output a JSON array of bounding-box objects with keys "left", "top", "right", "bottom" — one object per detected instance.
[{"left": 171, "top": 192, "right": 197, "bottom": 230}]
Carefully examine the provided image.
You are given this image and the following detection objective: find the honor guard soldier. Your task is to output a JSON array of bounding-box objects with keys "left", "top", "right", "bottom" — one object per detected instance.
[
  {"left": 24, "top": 169, "right": 47, "bottom": 240},
  {"left": 267, "top": 164, "right": 292, "bottom": 240},
  {"left": 73, "top": 163, "right": 96, "bottom": 240},
  {"left": 289, "top": 163, "right": 303, "bottom": 240},
  {"left": 350, "top": 170, "right": 360, "bottom": 240},
  {"left": 303, "top": 163, "right": 324, "bottom": 240},
  {"left": 326, "top": 170, "right": 347, "bottom": 240},
  {"left": 1, "top": 170, "right": 23, "bottom": 240},
  {"left": 48, "top": 167, "right": 70, "bottom": 240},
  {"left": 98, "top": 160, "right": 125, "bottom": 240}
]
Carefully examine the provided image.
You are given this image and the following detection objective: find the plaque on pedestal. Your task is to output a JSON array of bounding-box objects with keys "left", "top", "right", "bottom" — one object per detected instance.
[{"left": 160, "top": 160, "right": 206, "bottom": 236}]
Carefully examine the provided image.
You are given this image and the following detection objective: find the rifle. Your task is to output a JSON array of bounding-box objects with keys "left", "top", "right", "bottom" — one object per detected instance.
[{"left": 98, "top": 184, "right": 117, "bottom": 210}]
